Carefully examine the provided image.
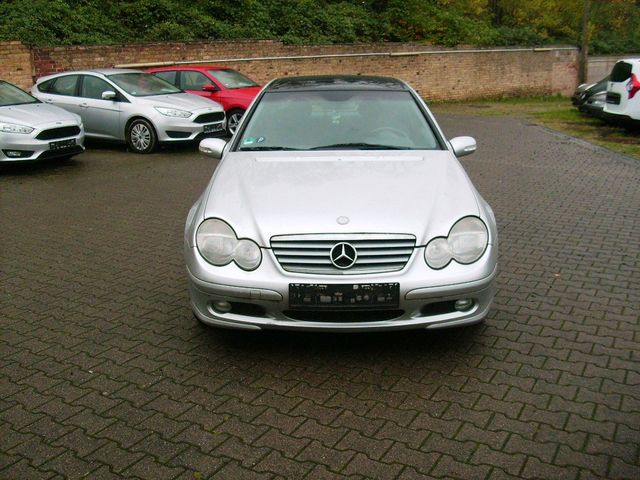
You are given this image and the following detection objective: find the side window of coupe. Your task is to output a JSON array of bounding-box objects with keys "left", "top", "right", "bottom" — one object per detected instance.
[
  {"left": 181, "top": 71, "right": 211, "bottom": 91},
  {"left": 153, "top": 71, "right": 177, "bottom": 86},
  {"left": 80, "top": 76, "right": 113, "bottom": 99},
  {"left": 49, "top": 75, "right": 79, "bottom": 96}
]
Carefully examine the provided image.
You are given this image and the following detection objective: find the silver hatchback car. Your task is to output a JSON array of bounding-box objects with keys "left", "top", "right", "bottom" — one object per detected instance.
[
  {"left": 0, "top": 80, "right": 84, "bottom": 162},
  {"left": 31, "top": 69, "right": 226, "bottom": 154},
  {"left": 185, "top": 76, "right": 498, "bottom": 332}
]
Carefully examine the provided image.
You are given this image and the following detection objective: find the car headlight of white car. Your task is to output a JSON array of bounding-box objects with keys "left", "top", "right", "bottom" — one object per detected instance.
[
  {"left": 154, "top": 106, "right": 192, "bottom": 118},
  {"left": 0, "top": 122, "right": 34, "bottom": 134},
  {"left": 425, "top": 216, "right": 488, "bottom": 269},
  {"left": 196, "top": 218, "right": 262, "bottom": 270}
]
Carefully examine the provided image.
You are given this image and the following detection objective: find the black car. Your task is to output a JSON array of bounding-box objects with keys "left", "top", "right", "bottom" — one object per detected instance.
[{"left": 572, "top": 75, "right": 609, "bottom": 109}]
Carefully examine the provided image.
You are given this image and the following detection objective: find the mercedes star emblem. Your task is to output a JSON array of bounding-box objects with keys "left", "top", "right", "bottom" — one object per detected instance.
[{"left": 329, "top": 242, "right": 358, "bottom": 269}]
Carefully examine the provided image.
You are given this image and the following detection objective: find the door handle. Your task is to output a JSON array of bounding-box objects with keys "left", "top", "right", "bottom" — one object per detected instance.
[
  {"left": 44, "top": 98, "right": 53, "bottom": 103},
  {"left": 79, "top": 103, "right": 89, "bottom": 108}
]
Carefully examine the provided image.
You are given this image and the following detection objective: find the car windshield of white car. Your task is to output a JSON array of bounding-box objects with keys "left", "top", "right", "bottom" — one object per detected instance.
[
  {"left": 0, "top": 81, "right": 40, "bottom": 107},
  {"left": 107, "top": 73, "right": 182, "bottom": 97},
  {"left": 237, "top": 90, "right": 442, "bottom": 151},
  {"left": 208, "top": 70, "right": 258, "bottom": 89}
]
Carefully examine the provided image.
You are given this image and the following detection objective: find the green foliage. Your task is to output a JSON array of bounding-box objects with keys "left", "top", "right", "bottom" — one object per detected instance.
[{"left": 0, "top": 0, "right": 638, "bottom": 54}]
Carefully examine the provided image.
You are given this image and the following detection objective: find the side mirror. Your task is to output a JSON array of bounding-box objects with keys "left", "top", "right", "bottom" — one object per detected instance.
[
  {"left": 449, "top": 136, "right": 476, "bottom": 157},
  {"left": 202, "top": 84, "right": 218, "bottom": 92},
  {"left": 101, "top": 90, "right": 117, "bottom": 100},
  {"left": 199, "top": 138, "right": 227, "bottom": 160}
]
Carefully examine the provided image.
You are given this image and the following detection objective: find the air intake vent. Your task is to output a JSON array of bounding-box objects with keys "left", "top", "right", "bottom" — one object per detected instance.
[
  {"left": 36, "top": 126, "right": 81, "bottom": 140},
  {"left": 194, "top": 112, "right": 225, "bottom": 124}
]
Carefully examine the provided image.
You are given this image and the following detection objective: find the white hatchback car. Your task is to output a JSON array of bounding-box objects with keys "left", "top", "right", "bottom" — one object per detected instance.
[
  {"left": 604, "top": 58, "right": 640, "bottom": 127},
  {"left": 31, "top": 69, "right": 226, "bottom": 153}
]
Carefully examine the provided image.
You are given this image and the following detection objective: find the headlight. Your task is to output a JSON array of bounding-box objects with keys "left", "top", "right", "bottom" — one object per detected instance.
[
  {"left": 590, "top": 93, "right": 606, "bottom": 107},
  {"left": 154, "top": 106, "right": 192, "bottom": 118},
  {"left": 425, "top": 217, "right": 488, "bottom": 269},
  {"left": 0, "top": 122, "right": 34, "bottom": 134},
  {"left": 196, "top": 219, "right": 262, "bottom": 270}
]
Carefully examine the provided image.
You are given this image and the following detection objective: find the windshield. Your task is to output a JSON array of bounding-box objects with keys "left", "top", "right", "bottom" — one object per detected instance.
[
  {"left": 107, "top": 72, "right": 182, "bottom": 97},
  {"left": 236, "top": 90, "right": 441, "bottom": 151},
  {"left": 0, "top": 81, "right": 39, "bottom": 107},
  {"left": 208, "top": 69, "right": 258, "bottom": 89}
]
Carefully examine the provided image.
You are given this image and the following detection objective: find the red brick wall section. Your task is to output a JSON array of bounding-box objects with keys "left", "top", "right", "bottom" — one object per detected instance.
[
  {"left": 1, "top": 40, "right": 580, "bottom": 100},
  {"left": 0, "top": 41, "right": 33, "bottom": 90}
]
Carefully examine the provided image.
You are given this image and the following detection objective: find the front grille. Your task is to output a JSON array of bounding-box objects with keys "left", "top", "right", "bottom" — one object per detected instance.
[
  {"left": 606, "top": 92, "right": 621, "bottom": 105},
  {"left": 36, "top": 126, "right": 81, "bottom": 140},
  {"left": 193, "top": 112, "right": 225, "bottom": 124},
  {"left": 270, "top": 233, "right": 415, "bottom": 275}
]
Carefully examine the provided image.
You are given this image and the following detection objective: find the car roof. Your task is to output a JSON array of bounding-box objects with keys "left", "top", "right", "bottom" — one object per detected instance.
[
  {"left": 265, "top": 75, "right": 409, "bottom": 92},
  {"left": 37, "top": 68, "right": 144, "bottom": 82},
  {"left": 147, "top": 65, "right": 231, "bottom": 72}
]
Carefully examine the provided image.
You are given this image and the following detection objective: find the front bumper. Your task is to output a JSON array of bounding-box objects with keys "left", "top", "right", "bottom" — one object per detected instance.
[
  {"left": 0, "top": 124, "right": 85, "bottom": 162},
  {"left": 185, "top": 245, "right": 497, "bottom": 332},
  {"left": 155, "top": 110, "right": 226, "bottom": 143}
]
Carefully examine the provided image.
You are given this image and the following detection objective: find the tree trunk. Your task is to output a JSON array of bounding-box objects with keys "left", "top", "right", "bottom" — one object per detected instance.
[{"left": 578, "top": 0, "right": 591, "bottom": 85}]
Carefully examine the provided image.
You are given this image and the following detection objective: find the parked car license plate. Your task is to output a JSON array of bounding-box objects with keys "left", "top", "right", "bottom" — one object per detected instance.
[
  {"left": 203, "top": 123, "right": 224, "bottom": 133},
  {"left": 49, "top": 139, "right": 76, "bottom": 150},
  {"left": 289, "top": 283, "right": 399, "bottom": 309}
]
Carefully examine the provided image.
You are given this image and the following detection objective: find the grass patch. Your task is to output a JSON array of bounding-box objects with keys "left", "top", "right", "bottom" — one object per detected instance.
[{"left": 431, "top": 96, "right": 639, "bottom": 159}]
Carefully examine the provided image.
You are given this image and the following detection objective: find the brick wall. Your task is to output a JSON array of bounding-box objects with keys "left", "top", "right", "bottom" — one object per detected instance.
[
  {"left": 2, "top": 40, "right": 579, "bottom": 100},
  {"left": 0, "top": 41, "right": 33, "bottom": 89}
]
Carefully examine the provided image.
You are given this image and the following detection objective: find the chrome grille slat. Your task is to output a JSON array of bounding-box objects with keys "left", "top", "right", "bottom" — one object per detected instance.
[{"left": 271, "top": 233, "right": 415, "bottom": 275}]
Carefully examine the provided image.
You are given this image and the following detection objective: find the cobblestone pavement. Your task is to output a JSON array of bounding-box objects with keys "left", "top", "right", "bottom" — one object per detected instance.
[{"left": 1, "top": 116, "right": 639, "bottom": 480}]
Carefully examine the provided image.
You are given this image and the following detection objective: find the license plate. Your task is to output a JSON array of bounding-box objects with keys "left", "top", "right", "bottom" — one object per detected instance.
[
  {"left": 289, "top": 283, "right": 399, "bottom": 309},
  {"left": 203, "top": 123, "right": 223, "bottom": 133},
  {"left": 49, "top": 139, "right": 76, "bottom": 150}
]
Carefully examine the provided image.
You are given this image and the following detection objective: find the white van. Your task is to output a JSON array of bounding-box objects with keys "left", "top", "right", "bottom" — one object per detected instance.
[{"left": 603, "top": 58, "right": 640, "bottom": 127}]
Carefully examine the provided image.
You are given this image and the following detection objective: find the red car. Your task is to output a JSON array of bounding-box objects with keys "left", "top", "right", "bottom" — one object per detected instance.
[{"left": 146, "top": 66, "right": 261, "bottom": 134}]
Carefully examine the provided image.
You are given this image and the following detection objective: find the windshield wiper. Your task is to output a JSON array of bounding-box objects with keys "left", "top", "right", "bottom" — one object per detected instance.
[
  {"left": 238, "top": 146, "right": 299, "bottom": 151},
  {"left": 310, "top": 143, "right": 410, "bottom": 150}
]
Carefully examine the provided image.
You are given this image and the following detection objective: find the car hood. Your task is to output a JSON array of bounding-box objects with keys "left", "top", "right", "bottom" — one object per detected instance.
[
  {"left": 202, "top": 150, "right": 481, "bottom": 247},
  {"left": 136, "top": 93, "right": 224, "bottom": 111},
  {"left": 0, "top": 103, "right": 80, "bottom": 127}
]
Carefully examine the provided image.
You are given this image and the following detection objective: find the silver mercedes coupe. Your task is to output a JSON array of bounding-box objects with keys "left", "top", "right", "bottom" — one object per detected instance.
[{"left": 185, "top": 76, "right": 498, "bottom": 331}]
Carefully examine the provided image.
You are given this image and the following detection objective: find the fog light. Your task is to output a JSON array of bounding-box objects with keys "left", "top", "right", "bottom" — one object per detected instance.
[
  {"left": 454, "top": 298, "right": 473, "bottom": 311},
  {"left": 3, "top": 149, "right": 33, "bottom": 158},
  {"left": 212, "top": 301, "right": 232, "bottom": 313}
]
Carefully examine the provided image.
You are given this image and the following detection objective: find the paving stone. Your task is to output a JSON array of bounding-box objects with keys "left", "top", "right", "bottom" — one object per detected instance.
[
  {"left": 431, "top": 454, "right": 491, "bottom": 479},
  {"left": 290, "top": 419, "right": 348, "bottom": 450},
  {"left": 169, "top": 445, "right": 228, "bottom": 477},
  {"left": 124, "top": 456, "right": 185, "bottom": 480},
  {"left": 255, "top": 450, "right": 315, "bottom": 479},
  {"left": 296, "top": 439, "right": 356, "bottom": 472},
  {"left": 2, "top": 116, "right": 639, "bottom": 480},
  {"left": 42, "top": 450, "right": 97, "bottom": 479},
  {"left": 88, "top": 440, "right": 146, "bottom": 473}
]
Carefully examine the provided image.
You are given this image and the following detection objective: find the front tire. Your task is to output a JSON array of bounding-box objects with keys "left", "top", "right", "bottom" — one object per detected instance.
[
  {"left": 227, "top": 109, "right": 244, "bottom": 135},
  {"left": 127, "top": 119, "right": 157, "bottom": 154}
]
